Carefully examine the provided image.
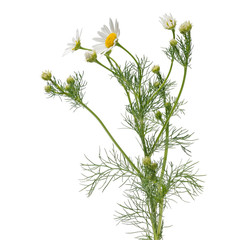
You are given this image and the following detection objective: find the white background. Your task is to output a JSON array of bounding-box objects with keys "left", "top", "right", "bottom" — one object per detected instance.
[{"left": 1, "top": 0, "right": 242, "bottom": 239}]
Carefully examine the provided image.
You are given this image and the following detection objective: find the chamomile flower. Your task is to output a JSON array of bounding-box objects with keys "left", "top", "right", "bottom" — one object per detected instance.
[
  {"left": 41, "top": 70, "right": 52, "bottom": 81},
  {"left": 93, "top": 18, "right": 120, "bottom": 54},
  {"left": 85, "top": 50, "right": 97, "bottom": 62},
  {"left": 160, "top": 14, "right": 176, "bottom": 30},
  {"left": 63, "top": 29, "right": 82, "bottom": 56},
  {"left": 179, "top": 21, "right": 192, "bottom": 34}
]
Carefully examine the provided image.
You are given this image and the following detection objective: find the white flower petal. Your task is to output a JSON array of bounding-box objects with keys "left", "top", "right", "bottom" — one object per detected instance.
[
  {"left": 98, "top": 31, "right": 107, "bottom": 38},
  {"left": 115, "top": 19, "right": 119, "bottom": 33},
  {"left": 109, "top": 18, "right": 115, "bottom": 32},
  {"left": 93, "top": 37, "right": 105, "bottom": 43},
  {"left": 93, "top": 44, "right": 106, "bottom": 53},
  {"left": 102, "top": 25, "right": 111, "bottom": 35},
  {"left": 93, "top": 43, "right": 105, "bottom": 49},
  {"left": 76, "top": 29, "right": 79, "bottom": 39}
]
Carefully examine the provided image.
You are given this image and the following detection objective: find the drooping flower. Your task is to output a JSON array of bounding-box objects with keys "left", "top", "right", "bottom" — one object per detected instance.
[
  {"left": 160, "top": 13, "right": 176, "bottom": 30},
  {"left": 179, "top": 21, "right": 192, "bottom": 34},
  {"left": 93, "top": 18, "right": 120, "bottom": 54},
  {"left": 63, "top": 29, "right": 82, "bottom": 56}
]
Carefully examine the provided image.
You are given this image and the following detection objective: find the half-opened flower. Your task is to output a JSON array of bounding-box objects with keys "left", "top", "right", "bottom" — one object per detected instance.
[
  {"left": 63, "top": 29, "right": 82, "bottom": 56},
  {"left": 85, "top": 50, "right": 97, "bottom": 62},
  {"left": 160, "top": 14, "right": 176, "bottom": 30},
  {"left": 179, "top": 21, "right": 192, "bottom": 34},
  {"left": 93, "top": 18, "right": 120, "bottom": 54}
]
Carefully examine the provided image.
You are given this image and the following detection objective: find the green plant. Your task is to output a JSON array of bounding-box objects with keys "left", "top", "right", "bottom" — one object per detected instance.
[{"left": 41, "top": 14, "right": 203, "bottom": 240}]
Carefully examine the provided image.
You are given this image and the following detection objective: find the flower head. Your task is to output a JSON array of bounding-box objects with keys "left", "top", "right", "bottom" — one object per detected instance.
[
  {"left": 41, "top": 70, "right": 52, "bottom": 81},
  {"left": 170, "top": 39, "right": 177, "bottom": 46},
  {"left": 155, "top": 111, "right": 162, "bottom": 120},
  {"left": 142, "top": 156, "right": 151, "bottom": 166},
  {"left": 179, "top": 21, "right": 192, "bottom": 34},
  {"left": 66, "top": 76, "right": 75, "bottom": 84},
  {"left": 63, "top": 29, "right": 82, "bottom": 56},
  {"left": 44, "top": 85, "right": 52, "bottom": 93},
  {"left": 151, "top": 162, "right": 158, "bottom": 170},
  {"left": 85, "top": 50, "right": 97, "bottom": 62},
  {"left": 160, "top": 14, "right": 176, "bottom": 30},
  {"left": 152, "top": 65, "right": 160, "bottom": 74},
  {"left": 93, "top": 18, "right": 120, "bottom": 54}
]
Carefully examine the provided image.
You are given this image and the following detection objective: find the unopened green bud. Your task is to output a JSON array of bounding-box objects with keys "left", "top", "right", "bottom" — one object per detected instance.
[
  {"left": 152, "top": 65, "right": 160, "bottom": 74},
  {"left": 151, "top": 162, "right": 158, "bottom": 170},
  {"left": 170, "top": 39, "right": 177, "bottom": 46},
  {"left": 85, "top": 50, "right": 97, "bottom": 63},
  {"left": 165, "top": 102, "right": 172, "bottom": 112},
  {"left": 142, "top": 156, "right": 151, "bottom": 166},
  {"left": 105, "top": 50, "right": 112, "bottom": 56},
  {"left": 179, "top": 21, "right": 192, "bottom": 34},
  {"left": 155, "top": 111, "right": 162, "bottom": 120},
  {"left": 44, "top": 85, "right": 51, "bottom": 93},
  {"left": 67, "top": 76, "right": 75, "bottom": 84},
  {"left": 65, "top": 84, "right": 71, "bottom": 91},
  {"left": 154, "top": 81, "right": 160, "bottom": 88},
  {"left": 41, "top": 70, "right": 52, "bottom": 81}
]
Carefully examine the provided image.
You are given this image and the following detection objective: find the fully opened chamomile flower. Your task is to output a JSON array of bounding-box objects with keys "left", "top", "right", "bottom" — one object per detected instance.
[
  {"left": 63, "top": 29, "right": 82, "bottom": 56},
  {"left": 93, "top": 18, "right": 120, "bottom": 54},
  {"left": 160, "top": 14, "right": 176, "bottom": 30}
]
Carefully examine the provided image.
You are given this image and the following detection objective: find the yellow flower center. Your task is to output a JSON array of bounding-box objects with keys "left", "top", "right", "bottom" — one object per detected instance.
[
  {"left": 105, "top": 33, "right": 117, "bottom": 48},
  {"left": 72, "top": 40, "right": 81, "bottom": 51}
]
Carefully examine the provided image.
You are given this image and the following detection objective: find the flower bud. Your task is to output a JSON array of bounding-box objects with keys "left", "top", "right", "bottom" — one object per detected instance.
[
  {"left": 152, "top": 65, "right": 160, "bottom": 74},
  {"left": 155, "top": 111, "right": 162, "bottom": 120},
  {"left": 44, "top": 85, "right": 51, "bottom": 93},
  {"left": 142, "top": 156, "right": 151, "bottom": 166},
  {"left": 179, "top": 21, "right": 192, "bottom": 34},
  {"left": 165, "top": 102, "right": 172, "bottom": 112},
  {"left": 85, "top": 50, "right": 97, "bottom": 63},
  {"left": 41, "top": 70, "right": 52, "bottom": 81},
  {"left": 170, "top": 39, "right": 177, "bottom": 46},
  {"left": 151, "top": 162, "right": 158, "bottom": 170},
  {"left": 66, "top": 76, "right": 75, "bottom": 84},
  {"left": 154, "top": 81, "right": 160, "bottom": 88},
  {"left": 65, "top": 84, "right": 71, "bottom": 91}
]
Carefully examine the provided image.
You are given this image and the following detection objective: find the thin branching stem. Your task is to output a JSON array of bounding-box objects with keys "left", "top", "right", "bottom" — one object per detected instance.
[
  {"left": 149, "top": 65, "right": 188, "bottom": 156},
  {"left": 77, "top": 98, "right": 143, "bottom": 177}
]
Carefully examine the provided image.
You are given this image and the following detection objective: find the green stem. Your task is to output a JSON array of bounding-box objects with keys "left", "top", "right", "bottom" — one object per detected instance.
[
  {"left": 147, "top": 30, "right": 176, "bottom": 111},
  {"left": 157, "top": 123, "right": 169, "bottom": 237},
  {"left": 106, "top": 55, "right": 140, "bottom": 132},
  {"left": 148, "top": 203, "right": 158, "bottom": 240},
  {"left": 116, "top": 42, "right": 142, "bottom": 97},
  {"left": 147, "top": 58, "right": 174, "bottom": 106},
  {"left": 80, "top": 46, "right": 92, "bottom": 51},
  {"left": 77, "top": 100, "right": 142, "bottom": 176},
  {"left": 95, "top": 60, "right": 115, "bottom": 74},
  {"left": 149, "top": 65, "right": 188, "bottom": 156},
  {"left": 116, "top": 42, "right": 139, "bottom": 66},
  {"left": 156, "top": 76, "right": 171, "bottom": 238},
  {"left": 106, "top": 55, "right": 147, "bottom": 156}
]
